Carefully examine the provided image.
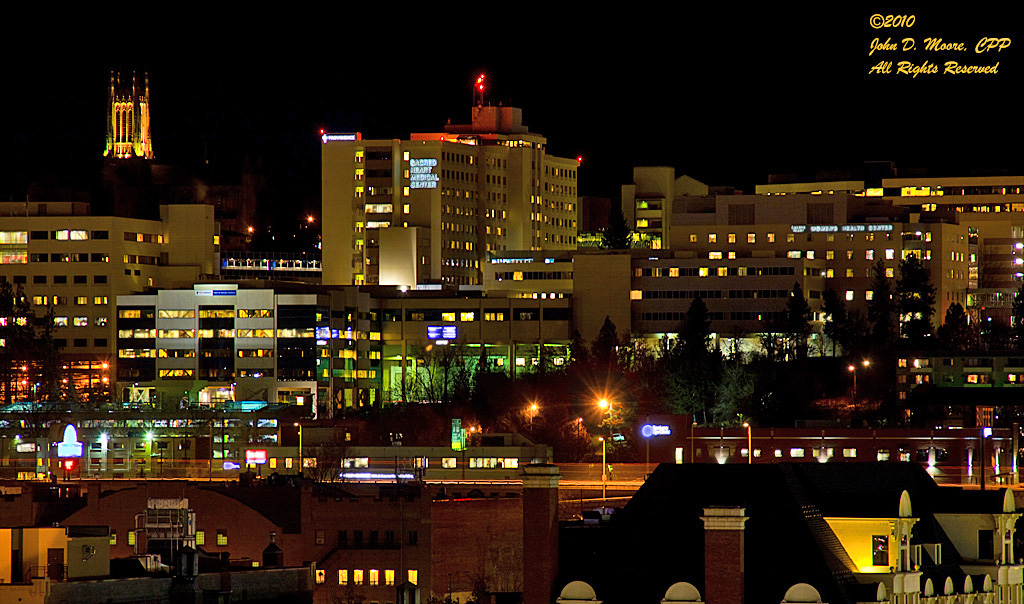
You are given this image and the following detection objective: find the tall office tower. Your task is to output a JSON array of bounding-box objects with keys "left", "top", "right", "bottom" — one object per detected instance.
[
  {"left": 103, "top": 70, "right": 153, "bottom": 160},
  {"left": 322, "top": 106, "right": 579, "bottom": 287}
]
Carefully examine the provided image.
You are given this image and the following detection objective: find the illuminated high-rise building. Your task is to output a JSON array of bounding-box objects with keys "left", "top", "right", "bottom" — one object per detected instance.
[
  {"left": 321, "top": 105, "right": 579, "bottom": 287},
  {"left": 103, "top": 70, "right": 153, "bottom": 160}
]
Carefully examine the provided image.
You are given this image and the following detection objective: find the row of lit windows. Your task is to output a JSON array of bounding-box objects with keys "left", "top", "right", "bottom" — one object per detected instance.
[
  {"left": 635, "top": 266, "right": 797, "bottom": 278},
  {"left": 693, "top": 232, "right": 907, "bottom": 244},
  {"left": 119, "top": 349, "right": 198, "bottom": 358},
  {"left": 54, "top": 316, "right": 106, "bottom": 327},
  {"left": 117, "top": 328, "right": 315, "bottom": 339},
  {"left": 124, "top": 232, "right": 163, "bottom": 244},
  {"left": 328, "top": 569, "right": 417, "bottom": 586},
  {"left": 29, "top": 253, "right": 109, "bottom": 263},
  {"left": 34, "top": 296, "right": 108, "bottom": 306}
]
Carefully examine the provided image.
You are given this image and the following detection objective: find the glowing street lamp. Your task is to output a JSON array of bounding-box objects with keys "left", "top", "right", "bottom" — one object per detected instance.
[
  {"left": 743, "top": 422, "right": 752, "bottom": 464},
  {"left": 849, "top": 359, "right": 871, "bottom": 413},
  {"left": 294, "top": 422, "right": 303, "bottom": 473}
]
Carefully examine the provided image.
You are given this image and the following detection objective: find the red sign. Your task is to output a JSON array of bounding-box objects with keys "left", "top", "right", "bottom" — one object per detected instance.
[{"left": 245, "top": 449, "right": 268, "bottom": 465}]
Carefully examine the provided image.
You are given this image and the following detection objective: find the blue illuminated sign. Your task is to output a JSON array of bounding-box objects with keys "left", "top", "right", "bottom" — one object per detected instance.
[
  {"left": 641, "top": 424, "right": 672, "bottom": 438},
  {"left": 427, "top": 325, "right": 457, "bottom": 340}
]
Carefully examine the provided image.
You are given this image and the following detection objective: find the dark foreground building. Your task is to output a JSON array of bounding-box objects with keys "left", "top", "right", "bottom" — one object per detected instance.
[{"left": 559, "top": 463, "right": 1024, "bottom": 604}]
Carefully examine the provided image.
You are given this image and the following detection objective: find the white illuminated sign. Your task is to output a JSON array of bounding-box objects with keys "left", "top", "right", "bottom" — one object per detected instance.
[
  {"left": 321, "top": 133, "right": 359, "bottom": 143},
  {"left": 791, "top": 224, "right": 893, "bottom": 233},
  {"left": 409, "top": 158, "right": 439, "bottom": 189},
  {"left": 55, "top": 424, "right": 83, "bottom": 458}
]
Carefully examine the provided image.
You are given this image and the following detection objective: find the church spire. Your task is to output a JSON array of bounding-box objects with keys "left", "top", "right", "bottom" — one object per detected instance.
[{"left": 103, "top": 68, "right": 153, "bottom": 160}]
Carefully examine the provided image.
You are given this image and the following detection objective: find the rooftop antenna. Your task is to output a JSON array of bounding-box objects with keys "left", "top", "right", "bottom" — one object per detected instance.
[{"left": 474, "top": 73, "right": 486, "bottom": 107}]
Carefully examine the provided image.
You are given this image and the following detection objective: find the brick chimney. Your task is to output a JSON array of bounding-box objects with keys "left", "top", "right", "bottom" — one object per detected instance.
[
  {"left": 522, "top": 464, "right": 560, "bottom": 604},
  {"left": 701, "top": 507, "right": 747, "bottom": 604}
]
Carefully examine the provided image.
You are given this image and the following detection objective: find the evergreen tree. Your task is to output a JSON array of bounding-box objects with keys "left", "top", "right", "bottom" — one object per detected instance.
[
  {"left": 601, "top": 200, "right": 631, "bottom": 249},
  {"left": 591, "top": 316, "right": 620, "bottom": 370},
  {"left": 0, "top": 282, "right": 59, "bottom": 405},
  {"left": 897, "top": 254, "right": 936, "bottom": 346},
  {"left": 1011, "top": 285, "right": 1024, "bottom": 352},
  {"left": 568, "top": 330, "right": 590, "bottom": 365},
  {"left": 937, "top": 302, "right": 978, "bottom": 353},
  {"left": 783, "top": 282, "right": 813, "bottom": 359},
  {"left": 867, "top": 260, "right": 896, "bottom": 352},
  {"left": 679, "top": 296, "right": 713, "bottom": 362},
  {"left": 664, "top": 297, "right": 721, "bottom": 423},
  {"left": 822, "top": 287, "right": 847, "bottom": 357}
]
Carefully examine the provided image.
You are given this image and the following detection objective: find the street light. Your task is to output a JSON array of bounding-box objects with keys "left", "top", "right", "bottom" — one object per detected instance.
[
  {"left": 690, "top": 420, "right": 698, "bottom": 463},
  {"left": 743, "top": 422, "right": 752, "bottom": 464},
  {"left": 597, "top": 399, "right": 612, "bottom": 496},
  {"left": 849, "top": 359, "right": 871, "bottom": 415},
  {"left": 293, "top": 422, "right": 303, "bottom": 475}
]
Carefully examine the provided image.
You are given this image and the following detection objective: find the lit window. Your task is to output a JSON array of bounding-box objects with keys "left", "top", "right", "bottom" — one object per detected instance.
[
  {"left": 407, "top": 570, "right": 418, "bottom": 585},
  {"left": 826, "top": 251, "right": 834, "bottom": 260},
  {"left": 709, "top": 251, "right": 723, "bottom": 260},
  {"left": 843, "top": 448, "right": 857, "bottom": 458},
  {"left": 128, "top": 531, "right": 136, "bottom": 546},
  {"left": 846, "top": 269, "right": 854, "bottom": 278},
  {"left": 339, "top": 570, "right": 349, "bottom": 585},
  {"left": 787, "top": 251, "right": 802, "bottom": 259},
  {"left": 316, "top": 570, "right": 326, "bottom": 584},
  {"left": 747, "top": 233, "right": 755, "bottom": 244},
  {"left": 217, "top": 531, "right": 228, "bottom": 546},
  {"left": 866, "top": 250, "right": 874, "bottom": 260},
  {"left": 885, "top": 249, "right": 895, "bottom": 260},
  {"left": 354, "top": 570, "right": 364, "bottom": 585},
  {"left": 806, "top": 251, "right": 815, "bottom": 259},
  {"left": 630, "top": 290, "right": 642, "bottom": 300},
  {"left": 846, "top": 290, "right": 854, "bottom": 301},
  {"left": 385, "top": 569, "right": 395, "bottom": 586},
  {"left": 369, "top": 569, "right": 379, "bottom": 586},
  {"left": 728, "top": 251, "right": 736, "bottom": 259},
  {"left": 790, "top": 448, "right": 805, "bottom": 458},
  {"left": 872, "top": 535, "right": 889, "bottom": 566},
  {"left": 866, "top": 291, "right": 874, "bottom": 301},
  {"left": 767, "top": 233, "right": 775, "bottom": 243},
  {"left": 109, "top": 532, "right": 117, "bottom": 546},
  {"left": 877, "top": 449, "right": 890, "bottom": 461},
  {"left": 728, "top": 233, "right": 736, "bottom": 243},
  {"left": 717, "top": 267, "right": 727, "bottom": 277},
  {"left": 774, "top": 449, "right": 783, "bottom": 458},
  {"left": 196, "top": 531, "right": 205, "bottom": 546},
  {"left": 708, "top": 234, "right": 717, "bottom": 243},
  {"left": 689, "top": 234, "right": 697, "bottom": 243},
  {"left": 698, "top": 267, "right": 709, "bottom": 277}
]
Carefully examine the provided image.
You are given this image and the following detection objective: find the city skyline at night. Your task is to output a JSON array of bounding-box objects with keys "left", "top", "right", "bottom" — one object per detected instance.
[{"left": 4, "top": 7, "right": 1020, "bottom": 212}]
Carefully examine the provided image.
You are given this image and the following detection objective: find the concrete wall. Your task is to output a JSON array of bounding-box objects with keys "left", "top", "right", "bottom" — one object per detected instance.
[{"left": 935, "top": 513, "right": 997, "bottom": 561}]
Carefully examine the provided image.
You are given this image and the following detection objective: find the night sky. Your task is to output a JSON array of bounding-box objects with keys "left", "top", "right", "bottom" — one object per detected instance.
[{"left": 3, "top": 7, "right": 1020, "bottom": 222}]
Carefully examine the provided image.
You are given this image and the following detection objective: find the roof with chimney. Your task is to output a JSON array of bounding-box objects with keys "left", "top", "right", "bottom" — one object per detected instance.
[{"left": 557, "top": 462, "right": 1013, "bottom": 604}]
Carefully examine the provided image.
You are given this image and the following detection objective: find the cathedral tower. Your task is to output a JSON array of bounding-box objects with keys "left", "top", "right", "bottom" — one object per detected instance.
[{"left": 103, "top": 70, "right": 153, "bottom": 160}]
